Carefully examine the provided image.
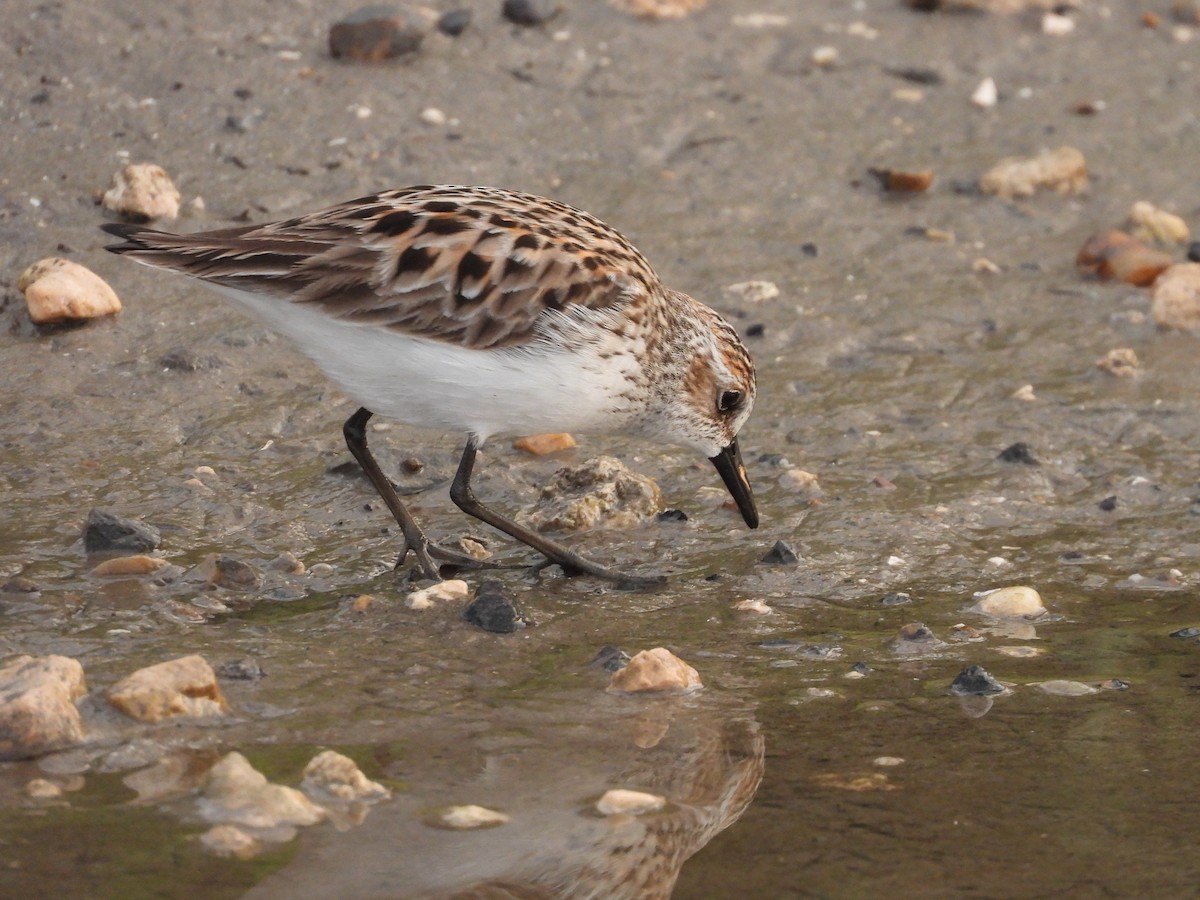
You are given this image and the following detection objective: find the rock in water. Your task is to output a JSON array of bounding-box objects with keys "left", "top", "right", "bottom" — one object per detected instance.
[
  {"left": 0, "top": 656, "right": 87, "bottom": 760},
  {"left": 607, "top": 648, "right": 702, "bottom": 693},
  {"left": 107, "top": 655, "right": 229, "bottom": 722},
  {"left": 83, "top": 510, "right": 160, "bottom": 553}
]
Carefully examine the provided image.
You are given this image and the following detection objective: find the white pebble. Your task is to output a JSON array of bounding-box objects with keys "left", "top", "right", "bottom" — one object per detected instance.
[
  {"left": 440, "top": 804, "right": 510, "bottom": 829},
  {"left": 595, "top": 789, "right": 665, "bottom": 816},
  {"left": 724, "top": 280, "right": 779, "bottom": 303},
  {"left": 811, "top": 45, "right": 839, "bottom": 67},
  {"left": 873, "top": 756, "right": 904, "bottom": 767},
  {"left": 1042, "top": 12, "right": 1075, "bottom": 35},
  {"left": 420, "top": 107, "right": 447, "bottom": 126},
  {"left": 405, "top": 579, "right": 469, "bottom": 610},
  {"left": 971, "top": 77, "right": 998, "bottom": 108},
  {"left": 777, "top": 469, "right": 820, "bottom": 494},
  {"left": 972, "top": 585, "right": 1047, "bottom": 618},
  {"left": 733, "top": 599, "right": 772, "bottom": 614},
  {"left": 1011, "top": 384, "right": 1037, "bottom": 402}
]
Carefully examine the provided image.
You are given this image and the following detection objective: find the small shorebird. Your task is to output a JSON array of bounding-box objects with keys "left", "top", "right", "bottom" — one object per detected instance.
[{"left": 102, "top": 185, "right": 758, "bottom": 584}]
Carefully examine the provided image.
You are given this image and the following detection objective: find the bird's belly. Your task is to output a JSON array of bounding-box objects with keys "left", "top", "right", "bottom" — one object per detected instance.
[{"left": 218, "top": 288, "right": 636, "bottom": 441}]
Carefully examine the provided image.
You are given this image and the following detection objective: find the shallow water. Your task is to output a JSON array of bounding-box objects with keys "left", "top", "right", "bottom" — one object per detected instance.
[{"left": 3, "top": 1, "right": 1200, "bottom": 896}]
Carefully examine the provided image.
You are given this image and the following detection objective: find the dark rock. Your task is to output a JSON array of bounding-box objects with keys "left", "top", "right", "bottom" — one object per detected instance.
[
  {"left": 159, "top": 346, "right": 223, "bottom": 372},
  {"left": 1, "top": 576, "right": 40, "bottom": 594},
  {"left": 201, "top": 555, "right": 263, "bottom": 591},
  {"left": 656, "top": 508, "right": 688, "bottom": 523},
  {"left": 225, "top": 110, "right": 265, "bottom": 133},
  {"left": 886, "top": 66, "right": 943, "bottom": 85},
  {"left": 850, "top": 661, "right": 873, "bottom": 675},
  {"left": 800, "top": 242, "right": 818, "bottom": 257},
  {"left": 216, "top": 659, "right": 266, "bottom": 680},
  {"left": 1098, "top": 495, "right": 1118, "bottom": 512},
  {"left": 1169, "top": 626, "right": 1200, "bottom": 639},
  {"left": 329, "top": 5, "right": 428, "bottom": 61},
  {"left": 590, "top": 645, "right": 630, "bottom": 672},
  {"left": 950, "top": 664, "right": 1005, "bottom": 696},
  {"left": 502, "top": 0, "right": 559, "bottom": 26},
  {"left": 438, "top": 8, "right": 471, "bottom": 35},
  {"left": 463, "top": 581, "right": 527, "bottom": 633},
  {"left": 745, "top": 323, "right": 765, "bottom": 337},
  {"left": 760, "top": 540, "right": 798, "bottom": 565},
  {"left": 997, "top": 442, "right": 1038, "bottom": 465},
  {"left": 1187, "top": 241, "right": 1200, "bottom": 264},
  {"left": 880, "top": 591, "right": 912, "bottom": 606},
  {"left": 83, "top": 510, "right": 161, "bottom": 554}
]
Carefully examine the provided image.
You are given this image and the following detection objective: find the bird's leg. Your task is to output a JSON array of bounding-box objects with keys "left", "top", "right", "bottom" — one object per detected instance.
[
  {"left": 448, "top": 437, "right": 666, "bottom": 587},
  {"left": 342, "top": 408, "right": 486, "bottom": 580}
]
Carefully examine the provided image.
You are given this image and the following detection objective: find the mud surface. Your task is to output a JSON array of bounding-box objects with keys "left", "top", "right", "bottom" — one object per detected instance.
[{"left": 3, "top": 1, "right": 1200, "bottom": 897}]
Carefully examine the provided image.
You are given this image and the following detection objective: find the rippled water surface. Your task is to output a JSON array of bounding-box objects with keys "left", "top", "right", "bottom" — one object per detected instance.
[{"left": 2, "top": 1, "right": 1199, "bottom": 897}]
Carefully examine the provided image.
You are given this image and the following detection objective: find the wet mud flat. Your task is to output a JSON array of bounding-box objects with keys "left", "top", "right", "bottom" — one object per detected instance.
[{"left": 3, "top": 1, "right": 1200, "bottom": 897}]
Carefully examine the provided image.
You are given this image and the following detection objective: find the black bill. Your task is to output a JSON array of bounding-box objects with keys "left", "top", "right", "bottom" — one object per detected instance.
[{"left": 709, "top": 438, "right": 758, "bottom": 529}]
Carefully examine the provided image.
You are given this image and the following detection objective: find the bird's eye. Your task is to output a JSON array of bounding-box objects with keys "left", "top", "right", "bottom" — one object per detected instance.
[{"left": 718, "top": 390, "right": 742, "bottom": 413}]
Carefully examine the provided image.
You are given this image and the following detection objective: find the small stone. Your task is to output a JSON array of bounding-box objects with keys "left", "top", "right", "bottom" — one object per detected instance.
[
  {"left": 1151, "top": 264, "right": 1200, "bottom": 332},
  {"left": 847, "top": 662, "right": 873, "bottom": 677},
  {"left": 777, "top": 469, "right": 821, "bottom": 495},
  {"left": 1012, "top": 384, "right": 1037, "bottom": 402},
  {"left": 19, "top": 258, "right": 123, "bottom": 325},
  {"left": 1036, "top": 680, "right": 1098, "bottom": 696},
  {"left": 25, "top": 778, "right": 63, "bottom": 799},
  {"left": 997, "top": 442, "right": 1038, "bottom": 465},
  {"left": 512, "top": 432, "right": 577, "bottom": 455},
  {"left": 198, "top": 554, "right": 263, "bottom": 591},
  {"left": 1, "top": 576, "right": 39, "bottom": 593},
  {"left": 656, "top": 508, "right": 688, "bottom": 523},
  {"left": 159, "top": 346, "right": 223, "bottom": 372},
  {"left": 760, "top": 540, "right": 799, "bottom": 565},
  {"left": 301, "top": 750, "right": 390, "bottom": 802},
  {"left": 83, "top": 510, "right": 160, "bottom": 554},
  {"left": 438, "top": 804, "right": 509, "bottom": 829},
  {"left": 524, "top": 457, "right": 660, "bottom": 532},
  {"left": 437, "top": 8, "right": 471, "bottom": 35},
  {"left": 995, "top": 645, "right": 1044, "bottom": 658},
  {"left": 419, "top": 107, "right": 447, "bottom": 126},
  {"left": 724, "top": 281, "right": 780, "bottom": 303},
  {"left": 405, "top": 579, "right": 469, "bottom": 610},
  {"left": 591, "top": 646, "right": 631, "bottom": 672},
  {"left": 198, "top": 752, "right": 325, "bottom": 828},
  {"left": 200, "top": 825, "right": 262, "bottom": 859},
  {"left": 950, "top": 664, "right": 1005, "bottom": 696},
  {"left": 873, "top": 756, "right": 905, "bottom": 767},
  {"left": 1169, "top": 626, "right": 1200, "bottom": 639},
  {"left": 1077, "top": 230, "right": 1173, "bottom": 287},
  {"left": 608, "top": 0, "right": 705, "bottom": 18},
  {"left": 107, "top": 655, "right": 229, "bottom": 723},
  {"left": 880, "top": 592, "right": 912, "bottom": 606},
  {"left": 1095, "top": 348, "right": 1138, "bottom": 377},
  {"left": 979, "top": 146, "right": 1087, "bottom": 198},
  {"left": 868, "top": 167, "right": 935, "bottom": 193},
  {"left": 972, "top": 257, "right": 1002, "bottom": 274},
  {"left": 215, "top": 659, "right": 266, "bottom": 681},
  {"left": 90, "top": 555, "right": 167, "bottom": 577},
  {"left": 810, "top": 45, "right": 839, "bottom": 67},
  {"left": 607, "top": 648, "right": 701, "bottom": 693},
  {"left": 503, "top": 0, "right": 559, "bottom": 26},
  {"left": 970, "top": 76, "right": 998, "bottom": 108},
  {"left": 0, "top": 656, "right": 87, "bottom": 761},
  {"left": 268, "top": 552, "right": 306, "bottom": 574},
  {"left": 973, "top": 585, "right": 1047, "bottom": 618},
  {"left": 351, "top": 594, "right": 374, "bottom": 613},
  {"left": 1188, "top": 241, "right": 1200, "bottom": 263},
  {"left": 329, "top": 5, "right": 430, "bottom": 61},
  {"left": 1042, "top": 11, "right": 1075, "bottom": 33},
  {"left": 463, "top": 582, "right": 527, "bottom": 633},
  {"left": 733, "top": 599, "right": 772, "bottom": 614},
  {"left": 102, "top": 163, "right": 180, "bottom": 221},
  {"left": 1128, "top": 201, "right": 1190, "bottom": 245},
  {"left": 595, "top": 789, "right": 666, "bottom": 816}
]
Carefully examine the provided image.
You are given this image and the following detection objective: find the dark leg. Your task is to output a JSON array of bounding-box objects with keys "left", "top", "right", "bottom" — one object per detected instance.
[
  {"left": 343, "top": 408, "right": 484, "bottom": 580},
  {"left": 448, "top": 438, "right": 665, "bottom": 587}
]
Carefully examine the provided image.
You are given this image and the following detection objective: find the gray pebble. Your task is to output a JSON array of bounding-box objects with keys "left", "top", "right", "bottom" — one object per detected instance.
[{"left": 83, "top": 510, "right": 161, "bottom": 554}]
